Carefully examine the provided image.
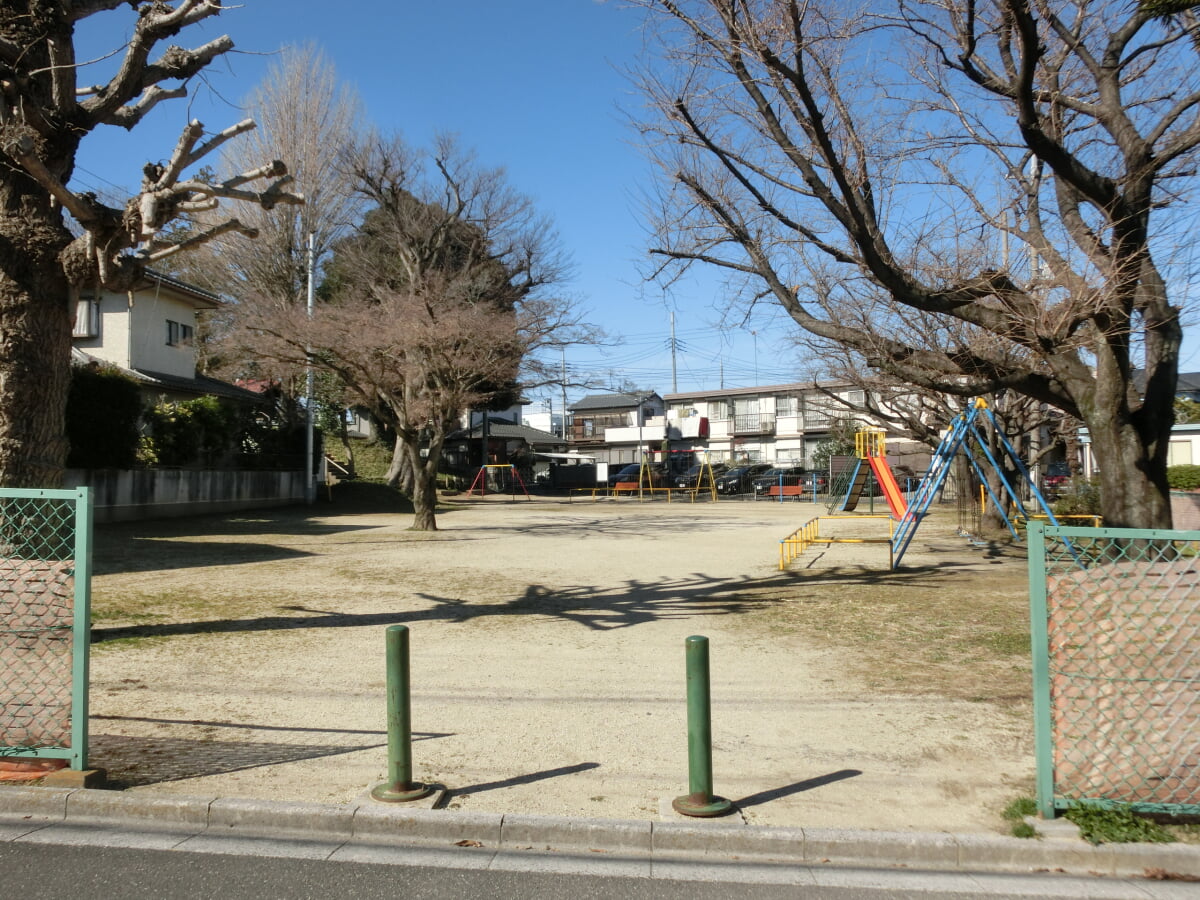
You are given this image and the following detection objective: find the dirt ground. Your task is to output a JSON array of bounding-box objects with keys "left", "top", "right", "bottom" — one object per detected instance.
[{"left": 83, "top": 490, "right": 1036, "bottom": 833}]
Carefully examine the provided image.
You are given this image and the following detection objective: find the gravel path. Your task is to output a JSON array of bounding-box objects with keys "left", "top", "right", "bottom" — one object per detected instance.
[{"left": 87, "top": 496, "right": 1033, "bottom": 833}]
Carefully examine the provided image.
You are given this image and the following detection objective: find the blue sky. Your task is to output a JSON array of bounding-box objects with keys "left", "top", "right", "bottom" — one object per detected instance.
[{"left": 70, "top": 1, "right": 1199, "bottom": 413}]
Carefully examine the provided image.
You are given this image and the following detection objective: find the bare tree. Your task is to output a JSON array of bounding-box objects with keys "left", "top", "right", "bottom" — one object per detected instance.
[
  {"left": 0, "top": 1, "right": 300, "bottom": 487},
  {"left": 168, "top": 42, "right": 366, "bottom": 463},
  {"left": 232, "top": 134, "right": 575, "bottom": 530},
  {"left": 632, "top": 0, "right": 1198, "bottom": 528},
  {"left": 174, "top": 43, "right": 364, "bottom": 314}
]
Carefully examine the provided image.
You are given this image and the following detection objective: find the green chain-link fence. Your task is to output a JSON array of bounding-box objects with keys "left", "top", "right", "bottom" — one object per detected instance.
[
  {"left": 1027, "top": 521, "right": 1200, "bottom": 819},
  {"left": 0, "top": 488, "right": 93, "bottom": 770}
]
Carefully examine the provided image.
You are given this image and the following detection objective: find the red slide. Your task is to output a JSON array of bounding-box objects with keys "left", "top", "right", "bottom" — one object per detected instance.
[{"left": 866, "top": 456, "right": 908, "bottom": 518}]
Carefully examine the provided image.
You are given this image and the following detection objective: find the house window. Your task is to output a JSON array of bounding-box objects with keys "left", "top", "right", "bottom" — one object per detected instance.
[
  {"left": 166, "top": 319, "right": 194, "bottom": 347},
  {"left": 583, "top": 418, "right": 595, "bottom": 438},
  {"left": 775, "top": 396, "right": 798, "bottom": 416},
  {"left": 73, "top": 296, "right": 99, "bottom": 338}
]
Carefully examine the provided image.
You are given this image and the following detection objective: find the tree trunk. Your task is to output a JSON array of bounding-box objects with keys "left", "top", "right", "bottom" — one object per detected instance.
[
  {"left": 384, "top": 436, "right": 404, "bottom": 487},
  {"left": 0, "top": 214, "right": 73, "bottom": 487},
  {"left": 1086, "top": 416, "right": 1172, "bottom": 530},
  {"left": 384, "top": 436, "right": 416, "bottom": 495},
  {"left": 406, "top": 436, "right": 443, "bottom": 532}
]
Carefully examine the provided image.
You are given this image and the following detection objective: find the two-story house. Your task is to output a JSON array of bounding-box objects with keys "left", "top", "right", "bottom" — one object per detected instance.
[
  {"left": 71, "top": 269, "right": 257, "bottom": 405},
  {"left": 567, "top": 392, "right": 668, "bottom": 465}
]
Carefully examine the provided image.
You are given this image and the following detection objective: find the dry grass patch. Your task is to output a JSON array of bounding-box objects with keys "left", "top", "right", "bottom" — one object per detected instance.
[{"left": 740, "top": 562, "right": 1032, "bottom": 706}]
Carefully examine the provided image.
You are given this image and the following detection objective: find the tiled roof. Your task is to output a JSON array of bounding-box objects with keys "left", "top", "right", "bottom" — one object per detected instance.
[
  {"left": 72, "top": 349, "right": 261, "bottom": 402},
  {"left": 135, "top": 368, "right": 264, "bottom": 402},
  {"left": 143, "top": 268, "right": 223, "bottom": 307},
  {"left": 664, "top": 382, "right": 826, "bottom": 402},
  {"left": 569, "top": 391, "right": 660, "bottom": 412},
  {"left": 450, "top": 419, "right": 564, "bottom": 446}
]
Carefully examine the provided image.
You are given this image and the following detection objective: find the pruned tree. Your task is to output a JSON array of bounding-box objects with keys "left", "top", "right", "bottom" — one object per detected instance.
[
  {"left": 0, "top": 1, "right": 301, "bottom": 488},
  {"left": 232, "top": 134, "right": 574, "bottom": 530},
  {"left": 168, "top": 41, "right": 366, "bottom": 463},
  {"left": 173, "top": 42, "right": 364, "bottom": 322},
  {"left": 632, "top": 0, "right": 1199, "bottom": 528}
]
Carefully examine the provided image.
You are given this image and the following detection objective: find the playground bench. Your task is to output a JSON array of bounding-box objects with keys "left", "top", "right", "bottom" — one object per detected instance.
[{"left": 766, "top": 485, "right": 807, "bottom": 498}]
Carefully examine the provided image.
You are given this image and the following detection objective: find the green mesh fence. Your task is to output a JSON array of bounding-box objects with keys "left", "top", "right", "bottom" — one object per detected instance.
[
  {"left": 0, "top": 488, "right": 92, "bottom": 769},
  {"left": 1028, "top": 521, "right": 1200, "bottom": 818}
]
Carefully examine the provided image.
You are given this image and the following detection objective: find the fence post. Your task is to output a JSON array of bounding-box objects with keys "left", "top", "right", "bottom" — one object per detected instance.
[
  {"left": 1026, "top": 522, "right": 1057, "bottom": 819},
  {"left": 672, "top": 635, "right": 733, "bottom": 817},
  {"left": 371, "top": 625, "right": 434, "bottom": 802}
]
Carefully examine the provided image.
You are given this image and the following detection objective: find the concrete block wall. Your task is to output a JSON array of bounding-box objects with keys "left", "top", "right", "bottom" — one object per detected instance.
[{"left": 64, "top": 469, "right": 307, "bottom": 524}]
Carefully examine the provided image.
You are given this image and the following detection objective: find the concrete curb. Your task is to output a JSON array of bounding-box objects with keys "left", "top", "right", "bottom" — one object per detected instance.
[{"left": 1, "top": 786, "right": 1198, "bottom": 879}]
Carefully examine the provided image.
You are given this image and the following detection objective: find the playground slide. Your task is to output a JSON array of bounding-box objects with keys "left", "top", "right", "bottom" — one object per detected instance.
[
  {"left": 866, "top": 456, "right": 908, "bottom": 518},
  {"left": 841, "top": 462, "right": 868, "bottom": 511}
]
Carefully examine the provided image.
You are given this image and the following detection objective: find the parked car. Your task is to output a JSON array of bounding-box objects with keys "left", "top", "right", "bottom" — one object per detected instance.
[
  {"left": 1041, "top": 461, "right": 1072, "bottom": 497},
  {"left": 715, "top": 463, "right": 771, "bottom": 495},
  {"left": 674, "top": 462, "right": 729, "bottom": 489},
  {"left": 799, "top": 471, "right": 828, "bottom": 492},
  {"left": 608, "top": 462, "right": 667, "bottom": 489},
  {"left": 752, "top": 464, "right": 807, "bottom": 496},
  {"left": 606, "top": 463, "right": 641, "bottom": 487}
]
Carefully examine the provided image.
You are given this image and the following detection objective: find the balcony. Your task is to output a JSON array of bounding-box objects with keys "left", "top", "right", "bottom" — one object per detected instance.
[
  {"left": 606, "top": 416, "right": 668, "bottom": 444},
  {"left": 733, "top": 414, "right": 775, "bottom": 435},
  {"left": 774, "top": 414, "right": 803, "bottom": 436}
]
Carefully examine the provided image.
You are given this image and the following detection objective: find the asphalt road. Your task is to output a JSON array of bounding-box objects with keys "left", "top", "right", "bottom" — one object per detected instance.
[{"left": 0, "top": 841, "right": 1190, "bottom": 900}]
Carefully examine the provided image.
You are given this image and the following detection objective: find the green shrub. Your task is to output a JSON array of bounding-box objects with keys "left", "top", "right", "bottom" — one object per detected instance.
[
  {"left": 142, "top": 396, "right": 239, "bottom": 467},
  {"left": 66, "top": 364, "right": 144, "bottom": 468},
  {"left": 1052, "top": 475, "right": 1102, "bottom": 517},
  {"left": 1167, "top": 464, "right": 1200, "bottom": 491}
]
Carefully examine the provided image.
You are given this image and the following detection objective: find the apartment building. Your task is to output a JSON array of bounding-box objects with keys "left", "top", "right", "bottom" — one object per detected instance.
[{"left": 661, "top": 383, "right": 864, "bottom": 465}]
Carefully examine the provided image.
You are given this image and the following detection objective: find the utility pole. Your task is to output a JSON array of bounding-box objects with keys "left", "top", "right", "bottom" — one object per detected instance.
[
  {"left": 670, "top": 311, "right": 678, "bottom": 394},
  {"left": 305, "top": 232, "right": 316, "bottom": 505},
  {"left": 560, "top": 346, "right": 568, "bottom": 439}
]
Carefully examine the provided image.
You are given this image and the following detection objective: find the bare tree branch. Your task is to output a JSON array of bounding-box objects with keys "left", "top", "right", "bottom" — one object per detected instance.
[{"left": 631, "top": 0, "right": 1193, "bottom": 527}]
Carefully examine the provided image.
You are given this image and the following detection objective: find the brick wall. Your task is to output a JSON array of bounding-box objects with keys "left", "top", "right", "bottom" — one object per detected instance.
[{"left": 1171, "top": 491, "right": 1200, "bottom": 530}]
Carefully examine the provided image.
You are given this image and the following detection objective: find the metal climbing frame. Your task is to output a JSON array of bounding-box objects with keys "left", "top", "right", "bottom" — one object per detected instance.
[{"left": 891, "top": 399, "right": 1059, "bottom": 568}]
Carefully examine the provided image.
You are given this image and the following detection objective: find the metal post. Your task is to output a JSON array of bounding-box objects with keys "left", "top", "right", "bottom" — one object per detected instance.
[
  {"left": 371, "top": 625, "right": 433, "bottom": 802},
  {"left": 1027, "top": 522, "right": 1057, "bottom": 819},
  {"left": 305, "top": 232, "right": 316, "bottom": 505},
  {"left": 672, "top": 635, "right": 733, "bottom": 817}
]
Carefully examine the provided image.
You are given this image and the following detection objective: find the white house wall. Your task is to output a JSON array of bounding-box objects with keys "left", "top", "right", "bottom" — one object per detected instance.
[
  {"left": 130, "top": 290, "right": 201, "bottom": 378},
  {"left": 74, "top": 291, "right": 132, "bottom": 368}
]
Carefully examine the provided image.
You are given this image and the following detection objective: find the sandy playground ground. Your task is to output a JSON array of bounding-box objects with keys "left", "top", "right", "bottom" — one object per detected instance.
[{"left": 81, "top": 491, "right": 1036, "bottom": 833}]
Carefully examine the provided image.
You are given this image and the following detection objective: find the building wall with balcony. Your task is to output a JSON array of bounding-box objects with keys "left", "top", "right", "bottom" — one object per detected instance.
[{"left": 665, "top": 382, "right": 896, "bottom": 467}]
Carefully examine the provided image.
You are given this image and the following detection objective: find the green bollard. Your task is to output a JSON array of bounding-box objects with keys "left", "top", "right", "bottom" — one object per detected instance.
[
  {"left": 672, "top": 635, "right": 733, "bottom": 817},
  {"left": 371, "top": 625, "right": 433, "bottom": 802}
]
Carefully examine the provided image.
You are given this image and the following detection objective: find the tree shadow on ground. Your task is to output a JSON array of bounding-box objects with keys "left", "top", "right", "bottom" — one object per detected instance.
[
  {"left": 90, "top": 561, "right": 966, "bottom": 643},
  {"left": 448, "top": 512, "right": 774, "bottom": 540},
  {"left": 91, "top": 538, "right": 320, "bottom": 576},
  {"left": 87, "top": 714, "right": 453, "bottom": 788}
]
